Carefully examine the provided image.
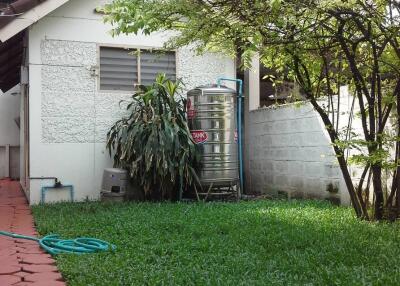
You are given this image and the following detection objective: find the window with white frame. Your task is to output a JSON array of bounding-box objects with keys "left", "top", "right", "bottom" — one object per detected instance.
[{"left": 99, "top": 47, "right": 176, "bottom": 91}]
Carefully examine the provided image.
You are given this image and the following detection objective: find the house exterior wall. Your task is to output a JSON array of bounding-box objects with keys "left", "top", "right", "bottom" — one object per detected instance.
[
  {"left": 0, "top": 85, "right": 20, "bottom": 146},
  {"left": 0, "top": 85, "right": 20, "bottom": 179},
  {"left": 246, "top": 96, "right": 355, "bottom": 205},
  {"left": 19, "top": 84, "right": 27, "bottom": 194},
  {"left": 27, "top": 0, "right": 235, "bottom": 204}
]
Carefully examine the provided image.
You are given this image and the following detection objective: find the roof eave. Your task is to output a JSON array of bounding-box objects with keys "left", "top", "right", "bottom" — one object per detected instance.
[{"left": 0, "top": 0, "right": 70, "bottom": 43}]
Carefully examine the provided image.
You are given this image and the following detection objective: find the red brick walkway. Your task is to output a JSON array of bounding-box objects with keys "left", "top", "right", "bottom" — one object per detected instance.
[{"left": 0, "top": 179, "right": 66, "bottom": 286}]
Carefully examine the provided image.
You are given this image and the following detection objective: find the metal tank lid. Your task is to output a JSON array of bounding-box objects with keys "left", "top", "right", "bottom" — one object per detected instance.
[{"left": 188, "top": 84, "right": 236, "bottom": 95}]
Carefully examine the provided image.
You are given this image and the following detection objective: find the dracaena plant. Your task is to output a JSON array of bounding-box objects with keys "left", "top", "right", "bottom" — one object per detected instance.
[{"left": 106, "top": 74, "right": 201, "bottom": 200}]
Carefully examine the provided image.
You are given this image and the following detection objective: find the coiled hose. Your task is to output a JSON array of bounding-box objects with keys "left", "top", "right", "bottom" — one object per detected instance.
[{"left": 0, "top": 230, "right": 116, "bottom": 255}]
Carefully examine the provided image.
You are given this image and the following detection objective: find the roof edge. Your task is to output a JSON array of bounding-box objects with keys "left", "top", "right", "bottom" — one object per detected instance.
[
  {"left": 0, "top": 0, "right": 70, "bottom": 42},
  {"left": 0, "top": 0, "right": 47, "bottom": 29}
]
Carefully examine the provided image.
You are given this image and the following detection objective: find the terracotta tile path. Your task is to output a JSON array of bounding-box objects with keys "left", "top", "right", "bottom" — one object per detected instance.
[{"left": 0, "top": 179, "right": 66, "bottom": 286}]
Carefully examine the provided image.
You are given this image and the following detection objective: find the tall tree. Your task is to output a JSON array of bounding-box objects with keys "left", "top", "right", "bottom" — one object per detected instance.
[{"left": 103, "top": 0, "right": 400, "bottom": 220}]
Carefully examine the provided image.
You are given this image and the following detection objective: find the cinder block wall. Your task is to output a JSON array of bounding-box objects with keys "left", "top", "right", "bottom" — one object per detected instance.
[{"left": 246, "top": 102, "right": 351, "bottom": 205}]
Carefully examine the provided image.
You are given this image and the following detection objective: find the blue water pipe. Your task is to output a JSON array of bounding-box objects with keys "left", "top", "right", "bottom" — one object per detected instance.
[
  {"left": 216, "top": 77, "right": 244, "bottom": 194},
  {"left": 30, "top": 177, "right": 74, "bottom": 204}
]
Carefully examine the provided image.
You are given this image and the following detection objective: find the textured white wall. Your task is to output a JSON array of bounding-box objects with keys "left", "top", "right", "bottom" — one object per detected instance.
[
  {"left": 177, "top": 47, "right": 235, "bottom": 92},
  {"left": 247, "top": 98, "right": 353, "bottom": 205},
  {"left": 27, "top": 0, "right": 235, "bottom": 204}
]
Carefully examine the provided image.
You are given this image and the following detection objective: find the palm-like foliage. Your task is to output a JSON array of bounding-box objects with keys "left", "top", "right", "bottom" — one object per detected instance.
[{"left": 106, "top": 74, "right": 201, "bottom": 200}]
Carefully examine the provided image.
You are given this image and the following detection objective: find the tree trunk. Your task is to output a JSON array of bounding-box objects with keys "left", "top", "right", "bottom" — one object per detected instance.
[
  {"left": 336, "top": 152, "right": 366, "bottom": 218},
  {"left": 395, "top": 91, "right": 400, "bottom": 218},
  {"left": 372, "top": 165, "right": 384, "bottom": 220},
  {"left": 308, "top": 98, "right": 365, "bottom": 218},
  {"left": 396, "top": 167, "right": 400, "bottom": 219}
]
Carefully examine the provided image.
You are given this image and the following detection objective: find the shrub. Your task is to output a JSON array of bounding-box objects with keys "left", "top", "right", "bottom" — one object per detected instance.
[{"left": 106, "top": 74, "right": 201, "bottom": 200}]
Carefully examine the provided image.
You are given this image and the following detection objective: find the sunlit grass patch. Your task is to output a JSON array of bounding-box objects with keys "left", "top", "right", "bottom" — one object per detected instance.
[{"left": 32, "top": 200, "right": 400, "bottom": 285}]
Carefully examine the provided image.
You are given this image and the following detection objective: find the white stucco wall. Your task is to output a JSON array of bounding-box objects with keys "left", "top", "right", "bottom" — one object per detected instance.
[
  {"left": 0, "top": 85, "right": 21, "bottom": 179},
  {"left": 19, "top": 85, "right": 27, "bottom": 193},
  {"left": 0, "top": 85, "right": 20, "bottom": 146},
  {"left": 27, "top": 0, "right": 235, "bottom": 204}
]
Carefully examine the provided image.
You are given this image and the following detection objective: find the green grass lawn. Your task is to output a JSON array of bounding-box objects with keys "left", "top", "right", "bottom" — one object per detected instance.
[{"left": 32, "top": 200, "right": 400, "bottom": 285}]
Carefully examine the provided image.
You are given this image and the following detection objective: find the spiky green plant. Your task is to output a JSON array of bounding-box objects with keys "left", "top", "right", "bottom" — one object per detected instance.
[{"left": 106, "top": 74, "right": 201, "bottom": 200}]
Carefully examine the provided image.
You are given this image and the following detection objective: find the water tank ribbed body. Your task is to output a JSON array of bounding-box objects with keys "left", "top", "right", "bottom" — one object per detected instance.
[{"left": 187, "top": 85, "right": 238, "bottom": 187}]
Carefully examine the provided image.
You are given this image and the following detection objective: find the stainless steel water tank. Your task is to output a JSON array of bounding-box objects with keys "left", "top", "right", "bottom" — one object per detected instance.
[{"left": 187, "top": 85, "right": 238, "bottom": 187}]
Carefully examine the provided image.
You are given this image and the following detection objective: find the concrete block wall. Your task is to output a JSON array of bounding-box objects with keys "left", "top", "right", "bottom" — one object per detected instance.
[{"left": 247, "top": 102, "right": 351, "bottom": 205}]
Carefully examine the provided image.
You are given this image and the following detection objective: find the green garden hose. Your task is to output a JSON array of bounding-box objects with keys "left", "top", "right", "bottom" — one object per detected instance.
[{"left": 0, "top": 230, "right": 116, "bottom": 255}]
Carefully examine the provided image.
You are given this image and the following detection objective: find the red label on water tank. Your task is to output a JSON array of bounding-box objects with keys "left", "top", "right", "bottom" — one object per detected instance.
[
  {"left": 191, "top": 130, "right": 208, "bottom": 144},
  {"left": 187, "top": 98, "right": 196, "bottom": 119},
  {"left": 187, "top": 109, "right": 196, "bottom": 119}
]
